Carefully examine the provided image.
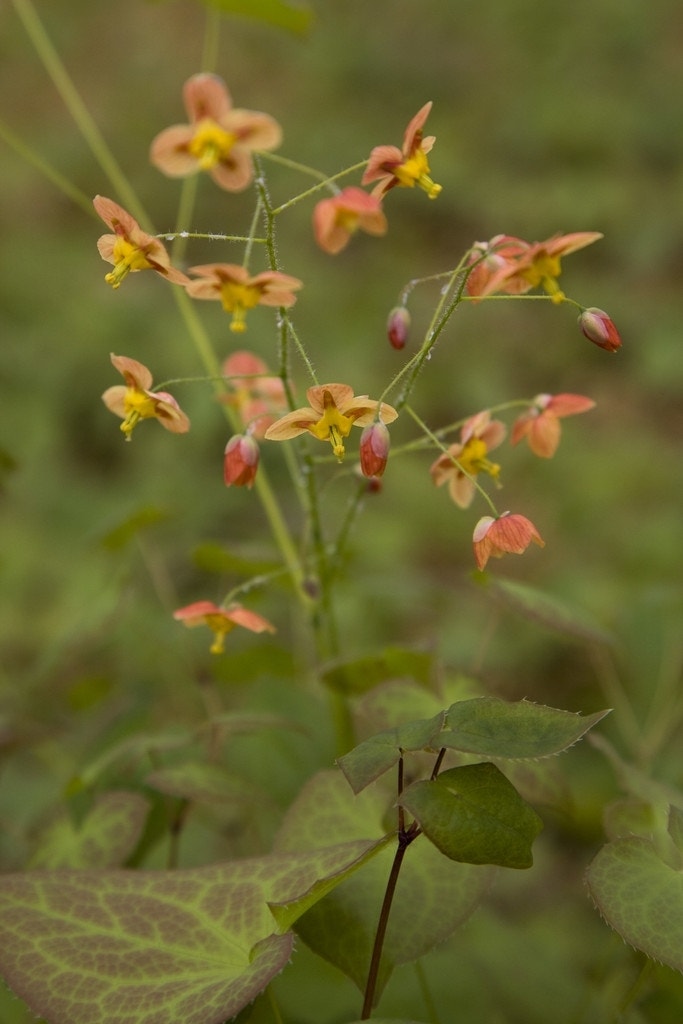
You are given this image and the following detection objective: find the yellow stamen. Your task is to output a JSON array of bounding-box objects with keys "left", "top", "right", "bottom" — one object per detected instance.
[
  {"left": 309, "top": 389, "right": 354, "bottom": 460},
  {"left": 220, "top": 281, "right": 261, "bottom": 332},
  {"left": 120, "top": 389, "right": 158, "bottom": 439},
  {"left": 188, "top": 119, "right": 237, "bottom": 170},
  {"left": 394, "top": 148, "right": 442, "bottom": 198},
  {"left": 105, "top": 238, "right": 153, "bottom": 288},
  {"left": 458, "top": 437, "right": 501, "bottom": 480},
  {"left": 522, "top": 254, "right": 565, "bottom": 302}
]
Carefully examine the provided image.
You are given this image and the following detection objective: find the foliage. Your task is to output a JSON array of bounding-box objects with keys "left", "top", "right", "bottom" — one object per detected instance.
[{"left": 2, "top": 0, "right": 683, "bottom": 1022}]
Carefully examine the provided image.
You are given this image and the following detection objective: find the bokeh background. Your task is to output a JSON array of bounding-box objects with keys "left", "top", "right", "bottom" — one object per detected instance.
[{"left": 1, "top": 0, "right": 683, "bottom": 1021}]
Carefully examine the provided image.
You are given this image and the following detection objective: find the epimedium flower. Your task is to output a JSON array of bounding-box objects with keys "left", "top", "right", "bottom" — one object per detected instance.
[
  {"left": 150, "top": 73, "right": 281, "bottom": 192},
  {"left": 511, "top": 393, "right": 596, "bottom": 459},
  {"left": 102, "top": 354, "right": 190, "bottom": 441},
  {"left": 362, "top": 101, "right": 442, "bottom": 200},
  {"left": 173, "top": 600, "right": 275, "bottom": 655},
  {"left": 473, "top": 513, "right": 545, "bottom": 571},
  {"left": 264, "top": 383, "right": 398, "bottom": 461},
  {"left": 386, "top": 306, "right": 411, "bottom": 350},
  {"left": 313, "top": 186, "right": 388, "bottom": 254},
  {"left": 579, "top": 307, "right": 622, "bottom": 353},
  {"left": 430, "top": 411, "right": 507, "bottom": 509},
  {"left": 466, "top": 232, "right": 603, "bottom": 303},
  {"left": 224, "top": 433, "right": 260, "bottom": 488},
  {"left": 185, "top": 263, "right": 302, "bottom": 333},
  {"left": 359, "top": 421, "right": 391, "bottom": 478},
  {"left": 94, "top": 195, "right": 189, "bottom": 290},
  {"left": 221, "top": 350, "right": 287, "bottom": 438}
]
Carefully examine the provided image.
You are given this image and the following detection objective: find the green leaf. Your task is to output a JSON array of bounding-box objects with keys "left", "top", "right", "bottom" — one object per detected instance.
[
  {"left": 194, "top": 0, "right": 314, "bottom": 36},
  {"left": 336, "top": 711, "right": 446, "bottom": 794},
  {"left": 144, "top": 761, "right": 264, "bottom": 806},
  {"left": 484, "top": 577, "right": 616, "bottom": 646},
  {"left": 0, "top": 840, "right": 386, "bottom": 1024},
  {"left": 76, "top": 730, "right": 194, "bottom": 788},
  {"left": 669, "top": 805, "right": 683, "bottom": 854},
  {"left": 399, "top": 763, "right": 543, "bottom": 868},
  {"left": 275, "top": 770, "right": 493, "bottom": 996},
  {"left": 322, "top": 646, "right": 435, "bottom": 696},
  {"left": 440, "top": 697, "right": 610, "bottom": 759},
  {"left": 586, "top": 836, "right": 683, "bottom": 972},
  {"left": 28, "top": 791, "right": 150, "bottom": 869}
]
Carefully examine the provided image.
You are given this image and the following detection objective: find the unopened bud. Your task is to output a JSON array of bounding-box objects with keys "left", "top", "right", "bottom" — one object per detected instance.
[
  {"left": 359, "top": 421, "right": 391, "bottom": 478},
  {"left": 387, "top": 306, "right": 411, "bottom": 350},
  {"left": 224, "top": 434, "right": 259, "bottom": 488},
  {"left": 579, "top": 307, "right": 622, "bottom": 353}
]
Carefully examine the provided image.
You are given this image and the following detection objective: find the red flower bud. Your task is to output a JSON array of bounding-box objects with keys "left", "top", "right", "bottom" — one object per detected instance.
[
  {"left": 387, "top": 306, "right": 411, "bottom": 350},
  {"left": 579, "top": 307, "right": 622, "bottom": 353},
  {"left": 224, "top": 434, "right": 259, "bottom": 488},
  {"left": 359, "top": 421, "right": 391, "bottom": 478}
]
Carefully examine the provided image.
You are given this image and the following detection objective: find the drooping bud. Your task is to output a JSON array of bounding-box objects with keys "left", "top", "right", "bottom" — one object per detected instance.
[
  {"left": 579, "top": 307, "right": 622, "bottom": 353},
  {"left": 224, "top": 433, "right": 259, "bottom": 488},
  {"left": 359, "top": 421, "right": 391, "bottom": 478},
  {"left": 387, "top": 306, "right": 411, "bottom": 350}
]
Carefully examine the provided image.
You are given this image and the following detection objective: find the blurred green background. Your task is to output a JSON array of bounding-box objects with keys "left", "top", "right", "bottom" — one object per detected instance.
[{"left": 1, "top": 0, "right": 683, "bottom": 1020}]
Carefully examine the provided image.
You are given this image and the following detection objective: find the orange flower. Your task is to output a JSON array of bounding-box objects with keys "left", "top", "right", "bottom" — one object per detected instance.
[
  {"left": 467, "top": 232, "right": 603, "bottom": 303},
  {"left": 221, "top": 351, "right": 287, "bottom": 438},
  {"left": 511, "top": 393, "right": 596, "bottom": 458},
  {"left": 313, "top": 186, "right": 387, "bottom": 254},
  {"left": 94, "top": 196, "right": 189, "bottom": 290},
  {"left": 579, "top": 307, "right": 622, "bottom": 353},
  {"left": 473, "top": 513, "right": 545, "bottom": 571},
  {"left": 362, "top": 102, "right": 441, "bottom": 200},
  {"left": 150, "top": 73, "right": 281, "bottom": 191},
  {"left": 173, "top": 600, "right": 275, "bottom": 654},
  {"left": 185, "top": 263, "right": 302, "bottom": 333},
  {"left": 224, "top": 434, "right": 260, "bottom": 488},
  {"left": 265, "top": 383, "right": 398, "bottom": 461},
  {"left": 430, "top": 411, "right": 506, "bottom": 508},
  {"left": 102, "top": 354, "right": 190, "bottom": 440}
]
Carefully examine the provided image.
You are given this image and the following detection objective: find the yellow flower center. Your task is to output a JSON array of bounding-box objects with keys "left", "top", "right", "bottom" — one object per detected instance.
[
  {"left": 203, "top": 615, "right": 236, "bottom": 654},
  {"left": 120, "top": 388, "right": 158, "bottom": 440},
  {"left": 394, "top": 147, "right": 442, "bottom": 199},
  {"left": 105, "top": 237, "right": 153, "bottom": 289},
  {"left": 457, "top": 437, "right": 501, "bottom": 480},
  {"left": 188, "top": 119, "right": 238, "bottom": 170},
  {"left": 521, "top": 253, "right": 565, "bottom": 304},
  {"left": 309, "top": 389, "right": 354, "bottom": 460},
  {"left": 219, "top": 281, "right": 262, "bottom": 333}
]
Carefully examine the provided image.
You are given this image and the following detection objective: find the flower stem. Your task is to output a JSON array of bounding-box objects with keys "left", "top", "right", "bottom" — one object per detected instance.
[{"left": 11, "top": 0, "right": 150, "bottom": 229}]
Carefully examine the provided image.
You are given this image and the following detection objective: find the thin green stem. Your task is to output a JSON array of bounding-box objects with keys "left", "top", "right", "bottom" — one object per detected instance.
[
  {"left": 172, "top": 287, "right": 310, "bottom": 607},
  {"left": 172, "top": 175, "right": 200, "bottom": 265},
  {"left": 11, "top": 0, "right": 149, "bottom": 228},
  {"left": 0, "top": 116, "right": 93, "bottom": 216},
  {"left": 414, "top": 960, "right": 441, "bottom": 1024},
  {"left": 404, "top": 405, "right": 500, "bottom": 516}
]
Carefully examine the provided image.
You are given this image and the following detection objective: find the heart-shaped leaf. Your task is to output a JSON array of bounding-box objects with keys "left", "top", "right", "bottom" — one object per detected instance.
[
  {"left": 0, "top": 840, "right": 387, "bottom": 1024},
  {"left": 399, "top": 762, "right": 543, "bottom": 868},
  {"left": 440, "top": 697, "right": 609, "bottom": 759},
  {"left": 336, "top": 712, "right": 446, "bottom": 794},
  {"left": 275, "top": 770, "right": 493, "bottom": 996},
  {"left": 28, "top": 791, "right": 150, "bottom": 869},
  {"left": 586, "top": 835, "right": 683, "bottom": 972}
]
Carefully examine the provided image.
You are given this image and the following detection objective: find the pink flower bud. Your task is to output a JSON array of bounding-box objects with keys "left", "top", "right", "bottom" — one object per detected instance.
[
  {"left": 579, "top": 307, "right": 622, "bottom": 353},
  {"left": 224, "top": 434, "right": 259, "bottom": 488},
  {"left": 359, "top": 421, "right": 391, "bottom": 478},
  {"left": 387, "top": 306, "right": 411, "bottom": 350}
]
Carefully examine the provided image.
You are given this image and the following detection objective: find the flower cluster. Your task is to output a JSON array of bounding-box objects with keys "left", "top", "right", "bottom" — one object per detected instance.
[{"left": 92, "top": 70, "right": 622, "bottom": 649}]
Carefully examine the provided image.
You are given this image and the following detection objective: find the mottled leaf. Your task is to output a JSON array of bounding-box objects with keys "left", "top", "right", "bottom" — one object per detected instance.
[
  {"left": 275, "top": 770, "right": 493, "bottom": 996},
  {"left": 29, "top": 791, "right": 150, "bottom": 869},
  {"left": 0, "top": 840, "right": 387, "bottom": 1024},
  {"left": 586, "top": 835, "right": 683, "bottom": 972},
  {"left": 440, "top": 697, "right": 610, "bottom": 759},
  {"left": 336, "top": 712, "right": 446, "bottom": 794},
  {"left": 399, "top": 762, "right": 543, "bottom": 868}
]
